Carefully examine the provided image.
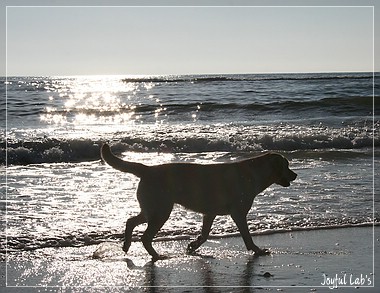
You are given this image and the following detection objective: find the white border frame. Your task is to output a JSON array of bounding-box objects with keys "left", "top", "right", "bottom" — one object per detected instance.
[{"left": 4, "top": 4, "right": 376, "bottom": 291}]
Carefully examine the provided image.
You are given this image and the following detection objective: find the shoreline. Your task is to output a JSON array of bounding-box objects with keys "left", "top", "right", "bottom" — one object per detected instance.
[{"left": 1, "top": 225, "right": 379, "bottom": 292}]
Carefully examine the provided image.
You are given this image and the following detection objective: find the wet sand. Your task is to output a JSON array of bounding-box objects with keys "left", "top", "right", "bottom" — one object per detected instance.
[{"left": 1, "top": 226, "right": 379, "bottom": 292}]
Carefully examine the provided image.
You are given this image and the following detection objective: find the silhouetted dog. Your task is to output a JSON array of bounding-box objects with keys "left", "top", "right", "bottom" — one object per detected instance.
[{"left": 101, "top": 144, "right": 297, "bottom": 260}]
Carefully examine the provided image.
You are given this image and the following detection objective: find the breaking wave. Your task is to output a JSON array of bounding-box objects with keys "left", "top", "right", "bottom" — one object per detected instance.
[{"left": 2, "top": 124, "right": 377, "bottom": 165}]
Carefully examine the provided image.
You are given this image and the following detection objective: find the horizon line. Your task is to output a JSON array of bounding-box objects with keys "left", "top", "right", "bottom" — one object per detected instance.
[{"left": 2, "top": 70, "right": 378, "bottom": 78}]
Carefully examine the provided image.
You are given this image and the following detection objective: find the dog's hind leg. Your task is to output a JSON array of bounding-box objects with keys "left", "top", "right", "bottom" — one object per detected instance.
[
  {"left": 123, "top": 213, "right": 146, "bottom": 254},
  {"left": 141, "top": 207, "right": 172, "bottom": 261},
  {"left": 187, "top": 214, "right": 216, "bottom": 253}
]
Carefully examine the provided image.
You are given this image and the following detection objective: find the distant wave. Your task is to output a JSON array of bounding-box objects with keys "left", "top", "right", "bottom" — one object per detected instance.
[
  {"left": 195, "top": 96, "right": 375, "bottom": 114},
  {"left": 122, "top": 73, "right": 376, "bottom": 83},
  {"left": 122, "top": 76, "right": 235, "bottom": 83},
  {"left": 39, "top": 96, "right": 375, "bottom": 117}
]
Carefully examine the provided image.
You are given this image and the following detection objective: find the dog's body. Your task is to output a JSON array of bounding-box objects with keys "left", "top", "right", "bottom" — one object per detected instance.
[{"left": 101, "top": 144, "right": 297, "bottom": 260}]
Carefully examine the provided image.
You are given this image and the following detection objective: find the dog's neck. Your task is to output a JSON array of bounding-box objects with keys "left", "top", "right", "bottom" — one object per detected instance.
[
  {"left": 253, "top": 175, "right": 276, "bottom": 196},
  {"left": 246, "top": 159, "right": 278, "bottom": 196}
]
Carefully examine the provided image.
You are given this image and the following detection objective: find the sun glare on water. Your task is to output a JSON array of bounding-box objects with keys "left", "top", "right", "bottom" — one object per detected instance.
[{"left": 39, "top": 75, "right": 159, "bottom": 127}]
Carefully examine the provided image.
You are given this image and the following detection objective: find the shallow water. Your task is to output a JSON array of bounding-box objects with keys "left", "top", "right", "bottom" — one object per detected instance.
[
  {"left": 1, "top": 73, "right": 379, "bottom": 253},
  {"left": 3, "top": 148, "right": 377, "bottom": 253}
]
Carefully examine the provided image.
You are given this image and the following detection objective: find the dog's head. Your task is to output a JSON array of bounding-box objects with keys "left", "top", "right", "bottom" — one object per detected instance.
[{"left": 269, "top": 153, "right": 297, "bottom": 187}]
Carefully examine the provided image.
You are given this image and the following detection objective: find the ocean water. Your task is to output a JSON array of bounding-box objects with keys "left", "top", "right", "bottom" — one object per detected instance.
[{"left": 1, "top": 72, "right": 379, "bottom": 255}]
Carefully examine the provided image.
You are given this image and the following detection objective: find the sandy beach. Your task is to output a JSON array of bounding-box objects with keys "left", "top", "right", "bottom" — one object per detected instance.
[{"left": 0, "top": 226, "right": 378, "bottom": 292}]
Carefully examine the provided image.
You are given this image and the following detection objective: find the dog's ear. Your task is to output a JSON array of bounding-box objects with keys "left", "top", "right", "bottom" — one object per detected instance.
[
  {"left": 268, "top": 153, "right": 290, "bottom": 175},
  {"left": 269, "top": 153, "right": 283, "bottom": 165}
]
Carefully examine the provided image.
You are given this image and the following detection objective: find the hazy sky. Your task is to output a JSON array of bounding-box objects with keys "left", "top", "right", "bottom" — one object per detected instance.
[{"left": 5, "top": 5, "right": 375, "bottom": 76}]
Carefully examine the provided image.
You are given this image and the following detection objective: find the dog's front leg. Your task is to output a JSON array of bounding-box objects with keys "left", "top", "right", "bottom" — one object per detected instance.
[
  {"left": 231, "top": 212, "right": 270, "bottom": 256},
  {"left": 123, "top": 213, "right": 146, "bottom": 253},
  {"left": 187, "top": 214, "right": 216, "bottom": 253}
]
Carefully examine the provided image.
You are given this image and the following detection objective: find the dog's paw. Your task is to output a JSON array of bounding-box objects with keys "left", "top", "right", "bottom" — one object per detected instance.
[
  {"left": 186, "top": 243, "right": 197, "bottom": 253},
  {"left": 187, "top": 241, "right": 202, "bottom": 254},
  {"left": 254, "top": 248, "right": 270, "bottom": 256},
  {"left": 122, "top": 242, "right": 131, "bottom": 254},
  {"left": 152, "top": 254, "right": 169, "bottom": 262},
  {"left": 187, "top": 236, "right": 203, "bottom": 253}
]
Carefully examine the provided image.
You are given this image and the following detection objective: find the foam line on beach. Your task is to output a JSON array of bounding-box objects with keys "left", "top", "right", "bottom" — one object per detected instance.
[{"left": 3, "top": 222, "right": 378, "bottom": 255}]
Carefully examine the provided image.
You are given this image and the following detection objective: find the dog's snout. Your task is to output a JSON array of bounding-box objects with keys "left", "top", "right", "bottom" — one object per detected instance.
[{"left": 291, "top": 171, "right": 297, "bottom": 181}]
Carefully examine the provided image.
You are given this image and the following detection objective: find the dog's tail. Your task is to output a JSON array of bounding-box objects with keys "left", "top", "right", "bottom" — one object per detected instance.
[{"left": 101, "top": 143, "right": 147, "bottom": 177}]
